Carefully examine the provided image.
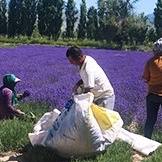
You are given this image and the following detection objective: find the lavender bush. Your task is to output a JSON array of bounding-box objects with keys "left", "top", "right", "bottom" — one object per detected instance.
[{"left": 1, "top": 44, "right": 162, "bottom": 131}]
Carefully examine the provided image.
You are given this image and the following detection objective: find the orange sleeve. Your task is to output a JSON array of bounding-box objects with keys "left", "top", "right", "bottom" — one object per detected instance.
[{"left": 142, "top": 60, "right": 150, "bottom": 83}]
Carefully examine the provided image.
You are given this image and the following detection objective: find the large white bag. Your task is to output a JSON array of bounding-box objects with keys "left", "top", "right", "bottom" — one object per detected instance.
[
  {"left": 29, "top": 92, "right": 123, "bottom": 158},
  {"left": 28, "top": 109, "right": 61, "bottom": 146}
]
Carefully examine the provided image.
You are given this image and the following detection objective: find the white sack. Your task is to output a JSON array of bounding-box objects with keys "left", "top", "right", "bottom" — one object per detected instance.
[
  {"left": 117, "top": 128, "right": 161, "bottom": 156},
  {"left": 34, "top": 109, "right": 61, "bottom": 132},
  {"left": 29, "top": 92, "right": 123, "bottom": 158},
  {"left": 29, "top": 109, "right": 61, "bottom": 145}
]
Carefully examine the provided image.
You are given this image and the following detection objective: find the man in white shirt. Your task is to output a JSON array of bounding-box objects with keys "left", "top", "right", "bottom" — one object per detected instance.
[{"left": 66, "top": 46, "right": 115, "bottom": 110}]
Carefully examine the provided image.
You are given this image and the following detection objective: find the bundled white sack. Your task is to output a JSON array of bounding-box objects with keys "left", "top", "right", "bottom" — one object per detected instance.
[
  {"left": 117, "top": 128, "right": 161, "bottom": 156},
  {"left": 34, "top": 109, "right": 61, "bottom": 132},
  {"left": 29, "top": 92, "right": 123, "bottom": 158},
  {"left": 29, "top": 109, "right": 61, "bottom": 145}
]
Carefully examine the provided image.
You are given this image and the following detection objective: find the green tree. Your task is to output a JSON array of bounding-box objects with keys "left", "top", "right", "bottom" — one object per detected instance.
[
  {"left": 16, "top": 0, "right": 25, "bottom": 35},
  {"left": 77, "top": 0, "right": 87, "bottom": 39},
  {"left": 52, "top": 0, "right": 64, "bottom": 40},
  {"left": 65, "top": 0, "right": 78, "bottom": 38},
  {"left": 38, "top": 0, "right": 64, "bottom": 40},
  {"left": 16, "top": 0, "right": 37, "bottom": 36},
  {"left": 0, "top": 0, "right": 7, "bottom": 35},
  {"left": 8, "top": 0, "right": 37, "bottom": 37},
  {"left": 112, "top": 0, "right": 137, "bottom": 47},
  {"left": 128, "top": 13, "right": 148, "bottom": 45},
  {"left": 37, "top": 0, "right": 46, "bottom": 36},
  {"left": 24, "top": 0, "right": 37, "bottom": 37},
  {"left": 97, "top": 0, "right": 106, "bottom": 41},
  {"left": 8, "top": 0, "right": 18, "bottom": 37},
  {"left": 135, "top": 14, "right": 148, "bottom": 45},
  {"left": 87, "top": 6, "right": 98, "bottom": 40},
  {"left": 97, "top": 0, "right": 119, "bottom": 42},
  {"left": 97, "top": 0, "right": 141, "bottom": 46},
  {"left": 154, "top": 0, "right": 162, "bottom": 38},
  {"left": 147, "top": 27, "right": 157, "bottom": 42}
]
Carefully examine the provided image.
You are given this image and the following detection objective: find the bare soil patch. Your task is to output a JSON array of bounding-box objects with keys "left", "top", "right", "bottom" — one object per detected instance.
[{"left": 0, "top": 151, "right": 23, "bottom": 162}]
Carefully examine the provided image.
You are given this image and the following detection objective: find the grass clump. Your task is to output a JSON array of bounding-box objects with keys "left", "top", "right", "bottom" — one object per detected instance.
[
  {"left": 0, "top": 102, "right": 48, "bottom": 152},
  {"left": 142, "top": 146, "right": 162, "bottom": 162},
  {"left": 0, "top": 119, "right": 32, "bottom": 152}
]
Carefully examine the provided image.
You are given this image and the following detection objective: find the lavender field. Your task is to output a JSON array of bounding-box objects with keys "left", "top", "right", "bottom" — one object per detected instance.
[{"left": 1, "top": 44, "right": 162, "bottom": 131}]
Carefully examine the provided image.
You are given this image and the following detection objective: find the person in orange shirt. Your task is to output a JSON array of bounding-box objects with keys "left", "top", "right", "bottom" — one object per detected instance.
[{"left": 143, "top": 38, "right": 162, "bottom": 139}]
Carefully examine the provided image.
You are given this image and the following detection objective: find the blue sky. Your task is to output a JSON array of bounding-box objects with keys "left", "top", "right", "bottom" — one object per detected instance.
[
  {"left": 134, "top": 0, "right": 156, "bottom": 15},
  {"left": 6, "top": 0, "right": 156, "bottom": 15},
  {"left": 74, "top": 0, "right": 156, "bottom": 15}
]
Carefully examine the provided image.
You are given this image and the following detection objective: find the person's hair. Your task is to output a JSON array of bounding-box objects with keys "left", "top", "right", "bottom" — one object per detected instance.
[
  {"left": 153, "top": 38, "right": 162, "bottom": 56},
  {"left": 66, "top": 46, "right": 83, "bottom": 60},
  {"left": 153, "top": 50, "right": 162, "bottom": 56}
]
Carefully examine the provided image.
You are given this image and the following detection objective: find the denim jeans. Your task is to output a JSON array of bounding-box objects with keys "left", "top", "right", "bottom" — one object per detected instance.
[
  {"left": 144, "top": 93, "right": 162, "bottom": 139},
  {"left": 94, "top": 95, "right": 115, "bottom": 110}
]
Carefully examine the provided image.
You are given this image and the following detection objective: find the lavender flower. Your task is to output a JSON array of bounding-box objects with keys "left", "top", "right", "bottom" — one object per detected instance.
[{"left": 1, "top": 44, "right": 162, "bottom": 132}]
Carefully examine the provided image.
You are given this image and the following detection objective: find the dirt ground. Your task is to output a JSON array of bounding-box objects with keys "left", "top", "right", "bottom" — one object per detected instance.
[
  {"left": 0, "top": 151, "right": 23, "bottom": 162},
  {"left": 132, "top": 151, "right": 147, "bottom": 162},
  {"left": 0, "top": 151, "right": 147, "bottom": 162}
]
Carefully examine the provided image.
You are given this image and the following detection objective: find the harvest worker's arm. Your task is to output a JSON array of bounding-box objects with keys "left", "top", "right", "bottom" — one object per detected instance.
[
  {"left": 84, "top": 87, "right": 93, "bottom": 93},
  {"left": 73, "top": 79, "right": 83, "bottom": 92}
]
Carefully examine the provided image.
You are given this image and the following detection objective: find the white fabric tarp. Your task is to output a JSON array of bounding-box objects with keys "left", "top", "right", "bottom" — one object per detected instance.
[{"left": 117, "top": 128, "right": 161, "bottom": 156}]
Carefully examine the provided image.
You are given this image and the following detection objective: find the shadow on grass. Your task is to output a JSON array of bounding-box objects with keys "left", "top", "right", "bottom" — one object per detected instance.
[
  {"left": 22, "top": 144, "right": 69, "bottom": 162},
  {"left": 22, "top": 144, "right": 100, "bottom": 162}
]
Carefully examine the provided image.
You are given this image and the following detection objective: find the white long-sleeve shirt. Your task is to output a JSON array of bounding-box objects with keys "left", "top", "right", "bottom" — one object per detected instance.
[{"left": 80, "top": 55, "right": 114, "bottom": 101}]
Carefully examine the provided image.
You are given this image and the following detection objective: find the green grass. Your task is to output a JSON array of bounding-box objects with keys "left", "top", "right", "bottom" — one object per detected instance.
[
  {"left": 0, "top": 102, "right": 48, "bottom": 152},
  {"left": 0, "top": 102, "right": 162, "bottom": 162},
  {"left": 0, "top": 36, "right": 153, "bottom": 52}
]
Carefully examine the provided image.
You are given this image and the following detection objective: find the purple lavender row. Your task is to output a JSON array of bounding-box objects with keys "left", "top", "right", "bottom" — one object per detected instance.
[{"left": 1, "top": 45, "right": 161, "bottom": 131}]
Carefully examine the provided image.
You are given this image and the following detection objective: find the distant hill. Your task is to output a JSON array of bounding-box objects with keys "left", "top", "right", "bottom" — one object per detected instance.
[{"left": 147, "top": 13, "right": 154, "bottom": 22}]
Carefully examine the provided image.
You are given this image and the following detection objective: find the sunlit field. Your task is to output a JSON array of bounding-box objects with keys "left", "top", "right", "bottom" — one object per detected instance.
[
  {"left": 1, "top": 45, "right": 162, "bottom": 161},
  {"left": 1, "top": 44, "right": 162, "bottom": 131}
]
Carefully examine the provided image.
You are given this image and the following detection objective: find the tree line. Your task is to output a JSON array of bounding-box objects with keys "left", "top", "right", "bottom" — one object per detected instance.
[{"left": 0, "top": 0, "right": 162, "bottom": 47}]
